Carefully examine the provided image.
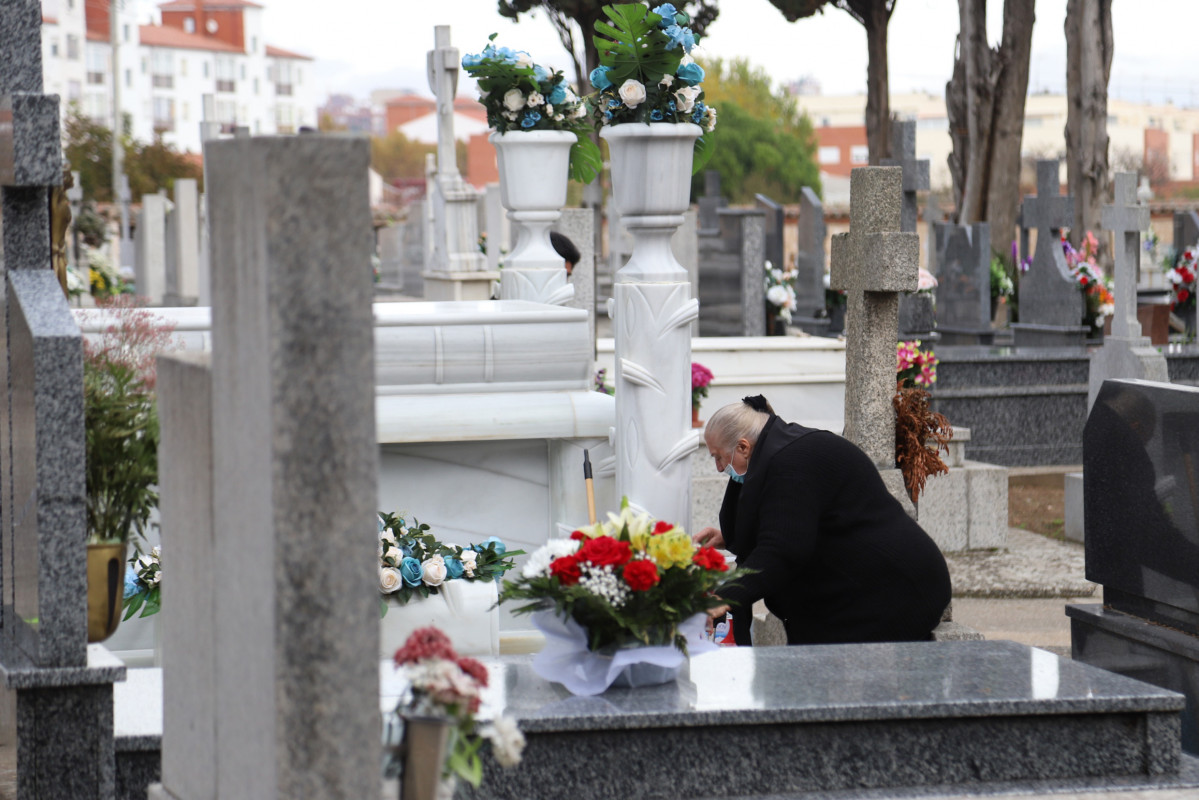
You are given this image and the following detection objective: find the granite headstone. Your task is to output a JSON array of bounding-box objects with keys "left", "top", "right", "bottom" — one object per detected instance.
[
  {"left": 793, "top": 186, "right": 831, "bottom": 335},
  {"left": 933, "top": 221, "right": 995, "bottom": 345}
]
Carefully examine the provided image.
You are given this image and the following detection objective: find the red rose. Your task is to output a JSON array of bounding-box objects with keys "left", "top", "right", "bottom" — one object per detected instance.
[
  {"left": 623, "top": 559, "right": 660, "bottom": 591},
  {"left": 1180, "top": 289, "right": 1191, "bottom": 303},
  {"left": 692, "top": 546, "right": 728, "bottom": 572},
  {"left": 652, "top": 520, "right": 674, "bottom": 535},
  {"left": 550, "top": 555, "right": 582, "bottom": 586},
  {"left": 577, "top": 536, "right": 632, "bottom": 567},
  {"left": 569, "top": 530, "right": 587, "bottom": 541},
  {"left": 456, "top": 657, "right": 489, "bottom": 688},
  {"left": 393, "top": 626, "right": 457, "bottom": 666},
  {"left": 1079, "top": 275, "right": 1089, "bottom": 286}
]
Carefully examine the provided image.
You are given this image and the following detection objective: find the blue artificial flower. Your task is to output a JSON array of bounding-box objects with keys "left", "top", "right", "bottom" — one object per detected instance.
[
  {"left": 667, "top": 100, "right": 676, "bottom": 112},
  {"left": 676, "top": 62, "right": 705, "bottom": 86},
  {"left": 377, "top": 515, "right": 385, "bottom": 533},
  {"left": 549, "top": 82, "right": 568, "bottom": 105},
  {"left": 462, "top": 52, "right": 484, "bottom": 70},
  {"left": 608, "top": 97, "right": 621, "bottom": 109},
  {"left": 604, "top": 110, "right": 613, "bottom": 122},
  {"left": 521, "top": 110, "right": 542, "bottom": 129},
  {"left": 691, "top": 101, "right": 707, "bottom": 125},
  {"left": 662, "top": 24, "right": 695, "bottom": 52},
  {"left": 399, "top": 543, "right": 414, "bottom": 558},
  {"left": 533, "top": 64, "right": 551, "bottom": 83},
  {"left": 444, "top": 557, "right": 465, "bottom": 580},
  {"left": 123, "top": 570, "right": 141, "bottom": 600},
  {"left": 590, "top": 66, "right": 613, "bottom": 91},
  {"left": 653, "top": 3, "right": 678, "bottom": 24},
  {"left": 482, "top": 536, "right": 507, "bottom": 556},
  {"left": 650, "top": 108, "right": 664, "bottom": 121},
  {"left": 399, "top": 557, "right": 423, "bottom": 587}
]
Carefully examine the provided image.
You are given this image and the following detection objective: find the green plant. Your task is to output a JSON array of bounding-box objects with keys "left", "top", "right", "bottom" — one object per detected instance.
[
  {"left": 123, "top": 547, "right": 161, "bottom": 619},
  {"left": 590, "top": 3, "right": 717, "bottom": 172},
  {"left": 83, "top": 299, "right": 178, "bottom": 544},
  {"left": 461, "top": 35, "right": 603, "bottom": 183}
]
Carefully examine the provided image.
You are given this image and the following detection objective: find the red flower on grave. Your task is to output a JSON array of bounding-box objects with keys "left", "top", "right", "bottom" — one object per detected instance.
[
  {"left": 393, "top": 626, "right": 457, "bottom": 666},
  {"left": 1079, "top": 275, "right": 1089, "bottom": 286},
  {"left": 1180, "top": 289, "right": 1191, "bottom": 303},
  {"left": 550, "top": 555, "right": 582, "bottom": 586},
  {"left": 653, "top": 520, "right": 674, "bottom": 535},
  {"left": 692, "top": 546, "right": 728, "bottom": 572},
  {"left": 623, "top": 559, "right": 660, "bottom": 591},
  {"left": 569, "top": 530, "right": 587, "bottom": 541},
  {"left": 577, "top": 536, "right": 632, "bottom": 567},
  {"left": 456, "top": 657, "right": 489, "bottom": 688}
]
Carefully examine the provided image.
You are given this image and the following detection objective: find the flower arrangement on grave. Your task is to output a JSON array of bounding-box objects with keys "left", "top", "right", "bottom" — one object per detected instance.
[
  {"left": 915, "top": 268, "right": 938, "bottom": 294},
  {"left": 377, "top": 512, "right": 521, "bottom": 614},
  {"left": 764, "top": 260, "right": 798, "bottom": 326},
  {"left": 894, "top": 341, "right": 951, "bottom": 503},
  {"left": 86, "top": 246, "right": 129, "bottom": 300},
  {"left": 593, "top": 367, "right": 615, "bottom": 395},
  {"left": 461, "top": 36, "right": 603, "bottom": 183},
  {"left": 391, "top": 627, "right": 525, "bottom": 789},
  {"left": 823, "top": 272, "right": 847, "bottom": 313},
  {"left": 691, "top": 361, "right": 713, "bottom": 411},
  {"left": 122, "top": 546, "right": 161, "bottom": 620},
  {"left": 1167, "top": 246, "right": 1197, "bottom": 316},
  {"left": 992, "top": 252, "right": 1015, "bottom": 304},
  {"left": 83, "top": 298, "right": 179, "bottom": 546},
  {"left": 589, "top": 3, "right": 717, "bottom": 172},
  {"left": 500, "top": 499, "right": 747, "bottom": 654},
  {"left": 1062, "top": 231, "right": 1116, "bottom": 331}
]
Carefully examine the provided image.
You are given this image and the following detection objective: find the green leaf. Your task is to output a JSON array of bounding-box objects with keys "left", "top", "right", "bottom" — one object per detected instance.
[
  {"left": 692, "top": 132, "right": 716, "bottom": 174},
  {"left": 123, "top": 591, "right": 144, "bottom": 621},
  {"left": 593, "top": 3, "right": 681, "bottom": 87}
]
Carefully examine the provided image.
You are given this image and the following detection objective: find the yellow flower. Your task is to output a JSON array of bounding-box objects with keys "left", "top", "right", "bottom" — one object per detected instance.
[
  {"left": 604, "top": 506, "right": 653, "bottom": 551},
  {"left": 647, "top": 529, "right": 694, "bottom": 569}
]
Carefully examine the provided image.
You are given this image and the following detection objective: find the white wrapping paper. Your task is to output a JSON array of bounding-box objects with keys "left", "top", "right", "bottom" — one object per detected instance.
[{"left": 530, "top": 610, "right": 717, "bottom": 696}]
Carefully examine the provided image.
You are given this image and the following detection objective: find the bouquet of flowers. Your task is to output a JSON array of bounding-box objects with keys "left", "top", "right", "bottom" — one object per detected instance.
[
  {"left": 916, "top": 268, "right": 938, "bottom": 294},
  {"left": 461, "top": 36, "right": 602, "bottom": 184},
  {"left": 391, "top": 627, "right": 525, "bottom": 787},
  {"left": 500, "top": 499, "right": 746, "bottom": 654},
  {"left": 1168, "top": 246, "right": 1197, "bottom": 316},
  {"left": 896, "top": 340, "right": 937, "bottom": 388},
  {"left": 1063, "top": 231, "right": 1116, "bottom": 331},
  {"left": 378, "top": 512, "right": 521, "bottom": 614},
  {"left": 122, "top": 546, "right": 161, "bottom": 620},
  {"left": 992, "top": 253, "right": 1015, "bottom": 302},
  {"left": 894, "top": 342, "right": 950, "bottom": 503},
  {"left": 589, "top": 3, "right": 716, "bottom": 172},
  {"left": 691, "top": 361, "right": 712, "bottom": 411},
  {"left": 86, "top": 245, "right": 128, "bottom": 299},
  {"left": 764, "top": 260, "right": 797, "bottom": 324}
]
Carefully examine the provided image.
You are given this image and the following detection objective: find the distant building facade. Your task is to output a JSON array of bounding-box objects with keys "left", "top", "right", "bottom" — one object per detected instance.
[{"left": 41, "top": 0, "right": 317, "bottom": 154}]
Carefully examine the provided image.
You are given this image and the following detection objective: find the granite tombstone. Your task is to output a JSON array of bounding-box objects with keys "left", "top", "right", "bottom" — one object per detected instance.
[
  {"left": 792, "top": 186, "right": 831, "bottom": 335},
  {"left": 933, "top": 221, "right": 995, "bottom": 345}
]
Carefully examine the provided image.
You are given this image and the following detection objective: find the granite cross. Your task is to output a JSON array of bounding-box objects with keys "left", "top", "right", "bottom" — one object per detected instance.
[
  {"left": 881, "top": 119, "right": 930, "bottom": 234},
  {"left": 1017, "top": 160, "right": 1080, "bottom": 330},
  {"left": 1102, "top": 172, "right": 1150, "bottom": 341},
  {"left": 829, "top": 167, "right": 919, "bottom": 469}
]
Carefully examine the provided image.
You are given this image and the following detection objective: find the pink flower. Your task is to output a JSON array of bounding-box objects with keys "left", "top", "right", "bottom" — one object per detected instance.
[{"left": 691, "top": 362, "right": 713, "bottom": 391}]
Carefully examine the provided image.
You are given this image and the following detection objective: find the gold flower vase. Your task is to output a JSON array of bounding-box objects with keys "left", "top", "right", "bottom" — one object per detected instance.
[
  {"left": 401, "top": 716, "right": 453, "bottom": 800},
  {"left": 87, "top": 541, "right": 127, "bottom": 642}
]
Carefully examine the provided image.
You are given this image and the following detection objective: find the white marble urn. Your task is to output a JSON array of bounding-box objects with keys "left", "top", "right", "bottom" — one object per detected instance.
[
  {"left": 490, "top": 130, "right": 577, "bottom": 304},
  {"left": 601, "top": 122, "right": 702, "bottom": 220}
]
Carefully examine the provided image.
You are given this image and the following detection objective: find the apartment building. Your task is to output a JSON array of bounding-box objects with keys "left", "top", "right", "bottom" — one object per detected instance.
[{"left": 41, "top": 0, "right": 317, "bottom": 154}]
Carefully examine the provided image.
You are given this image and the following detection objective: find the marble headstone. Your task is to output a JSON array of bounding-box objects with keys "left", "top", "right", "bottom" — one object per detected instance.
[
  {"left": 164, "top": 178, "right": 199, "bottom": 306},
  {"left": 555, "top": 208, "right": 597, "bottom": 353},
  {"left": 135, "top": 193, "right": 168, "bottom": 304}
]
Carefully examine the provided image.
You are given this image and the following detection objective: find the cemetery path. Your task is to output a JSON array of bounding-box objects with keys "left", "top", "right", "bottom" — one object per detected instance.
[{"left": 946, "top": 527, "right": 1095, "bottom": 599}]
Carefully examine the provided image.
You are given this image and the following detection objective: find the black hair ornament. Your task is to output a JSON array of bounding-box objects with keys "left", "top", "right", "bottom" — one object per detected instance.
[{"left": 742, "top": 395, "right": 774, "bottom": 414}]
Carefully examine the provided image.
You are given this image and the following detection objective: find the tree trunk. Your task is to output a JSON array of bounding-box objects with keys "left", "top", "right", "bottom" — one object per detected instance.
[
  {"left": 1064, "top": 0, "right": 1113, "bottom": 253},
  {"left": 955, "top": 0, "right": 994, "bottom": 223},
  {"left": 861, "top": 1, "right": 892, "bottom": 164},
  {"left": 984, "top": 0, "right": 1035, "bottom": 255}
]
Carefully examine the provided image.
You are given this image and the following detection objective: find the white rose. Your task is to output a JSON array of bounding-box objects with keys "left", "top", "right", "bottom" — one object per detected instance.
[
  {"left": 767, "top": 285, "right": 790, "bottom": 308},
  {"left": 503, "top": 89, "right": 526, "bottom": 112},
  {"left": 659, "top": 74, "right": 674, "bottom": 88},
  {"left": 674, "top": 85, "right": 700, "bottom": 114},
  {"left": 460, "top": 550, "right": 478, "bottom": 577},
  {"left": 573, "top": 103, "right": 588, "bottom": 119},
  {"left": 379, "top": 567, "right": 403, "bottom": 594},
  {"left": 706, "top": 106, "right": 717, "bottom": 130},
  {"left": 150, "top": 571, "right": 162, "bottom": 585},
  {"left": 618, "top": 79, "right": 646, "bottom": 109},
  {"left": 422, "top": 555, "right": 448, "bottom": 587},
  {"left": 527, "top": 91, "right": 544, "bottom": 107},
  {"left": 515, "top": 51, "right": 533, "bottom": 69},
  {"left": 381, "top": 529, "right": 397, "bottom": 547},
  {"left": 544, "top": 104, "right": 554, "bottom": 116},
  {"left": 554, "top": 114, "right": 565, "bottom": 122},
  {"left": 503, "top": 110, "right": 518, "bottom": 121}
]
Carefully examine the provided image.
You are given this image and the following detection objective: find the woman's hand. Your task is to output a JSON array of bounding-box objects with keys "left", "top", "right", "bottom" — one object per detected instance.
[{"left": 693, "top": 526, "right": 724, "bottom": 549}]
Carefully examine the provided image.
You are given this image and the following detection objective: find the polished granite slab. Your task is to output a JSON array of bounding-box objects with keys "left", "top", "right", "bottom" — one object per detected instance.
[{"left": 459, "top": 640, "right": 1187, "bottom": 800}]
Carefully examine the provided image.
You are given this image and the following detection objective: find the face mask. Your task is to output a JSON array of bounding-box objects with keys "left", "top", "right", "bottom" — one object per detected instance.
[{"left": 723, "top": 463, "right": 746, "bottom": 484}]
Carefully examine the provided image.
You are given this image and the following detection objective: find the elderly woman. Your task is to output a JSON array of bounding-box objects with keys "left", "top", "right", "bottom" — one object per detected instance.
[{"left": 695, "top": 396, "right": 951, "bottom": 646}]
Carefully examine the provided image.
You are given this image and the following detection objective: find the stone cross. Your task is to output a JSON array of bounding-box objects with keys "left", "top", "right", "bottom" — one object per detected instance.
[
  {"left": 0, "top": 2, "right": 124, "bottom": 796},
  {"left": 881, "top": 119, "right": 930, "bottom": 234},
  {"left": 1014, "top": 159, "right": 1085, "bottom": 343},
  {"left": 427, "top": 25, "right": 461, "bottom": 183},
  {"left": 829, "top": 167, "right": 918, "bottom": 470},
  {"left": 1088, "top": 172, "right": 1167, "bottom": 410}
]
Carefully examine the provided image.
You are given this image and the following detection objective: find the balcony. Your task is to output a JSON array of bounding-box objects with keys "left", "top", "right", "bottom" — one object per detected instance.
[
  {"left": 87, "top": 72, "right": 105, "bottom": 85},
  {"left": 152, "top": 74, "right": 174, "bottom": 89},
  {"left": 216, "top": 79, "right": 236, "bottom": 93},
  {"left": 153, "top": 118, "right": 175, "bottom": 133},
  {"left": 275, "top": 83, "right": 292, "bottom": 96}
]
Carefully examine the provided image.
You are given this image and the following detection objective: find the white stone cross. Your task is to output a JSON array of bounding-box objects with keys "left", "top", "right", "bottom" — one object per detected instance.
[
  {"left": 881, "top": 119, "right": 929, "bottom": 234},
  {"left": 830, "top": 167, "right": 919, "bottom": 469},
  {"left": 427, "top": 25, "right": 461, "bottom": 183},
  {"left": 1102, "top": 172, "right": 1150, "bottom": 341}
]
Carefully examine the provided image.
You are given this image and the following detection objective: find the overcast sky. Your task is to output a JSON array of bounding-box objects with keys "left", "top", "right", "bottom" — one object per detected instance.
[{"left": 144, "top": 0, "right": 1199, "bottom": 107}]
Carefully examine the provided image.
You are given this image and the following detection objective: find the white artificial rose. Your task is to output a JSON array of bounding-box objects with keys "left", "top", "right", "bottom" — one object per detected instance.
[
  {"left": 767, "top": 285, "right": 790, "bottom": 308},
  {"left": 573, "top": 103, "right": 588, "bottom": 119},
  {"left": 515, "top": 51, "right": 533, "bottom": 68},
  {"left": 674, "top": 86, "right": 699, "bottom": 114},
  {"left": 379, "top": 567, "right": 403, "bottom": 594},
  {"left": 483, "top": 716, "right": 526, "bottom": 768},
  {"left": 503, "top": 111, "right": 518, "bottom": 121},
  {"left": 618, "top": 79, "right": 646, "bottom": 109},
  {"left": 503, "top": 89, "right": 526, "bottom": 112},
  {"left": 706, "top": 106, "right": 717, "bottom": 130},
  {"left": 381, "top": 529, "right": 398, "bottom": 548},
  {"left": 527, "top": 91, "right": 544, "bottom": 107},
  {"left": 554, "top": 113, "right": 565, "bottom": 122},
  {"left": 460, "top": 549, "right": 478, "bottom": 577},
  {"left": 544, "top": 104, "right": 554, "bottom": 116},
  {"left": 422, "top": 555, "right": 448, "bottom": 587},
  {"left": 659, "top": 74, "right": 674, "bottom": 88}
]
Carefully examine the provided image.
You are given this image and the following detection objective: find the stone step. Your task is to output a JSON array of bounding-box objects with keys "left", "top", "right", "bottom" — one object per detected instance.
[{"left": 464, "top": 640, "right": 1192, "bottom": 800}]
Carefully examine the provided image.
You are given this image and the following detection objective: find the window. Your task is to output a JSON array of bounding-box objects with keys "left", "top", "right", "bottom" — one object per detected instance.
[
  {"left": 215, "top": 55, "right": 236, "bottom": 93},
  {"left": 276, "top": 103, "right": 295, "bottom": 134},
  {"left": 153, "top": 96, "right": 175, "bottom": 132},
  {"left": 916, "top": 116, "right": 947, "bottom": 131},
  {"left": 183, "top": 17, "right": 195, "bottom": 34},
  {"left": 253, "top": 77, "right": 259, "bottom": 94},
  {"left": 216, "top": 99, "right": 237, "bottom": 132},
  {"left": 50, "top": 38, "right": 59, "bottom": 58},
  {"left": 203, "top": 61, "right": 210, "bottom": 79},
  {"left": 251, "top": 36, "right": 258, "bottom": 53},
  {"left": 66, "top": 34, "right": 79, "bottom": 60},
  {"left": 817, "top": 146, "right": 841, "bottom": 165},
  {"left": 240, "top": 64, "right": 246, "bottom": 80},
  {"left": 296, "top": 68, "right": 302, "bottom": 84},
  {"left": 141, "top": 57, "right": 147, "bottom": 75},
  {"left": 125, "top": 68, "right": 132, "bottom": 88},
  {"left": 151, "top": 49, "right": 174, "bottom": 88},
  {"left": 83, "top": 93, "right": 108, "bottom": 122},
  {"left": 123, "top": 24, "right": 130, "bottom": 43},
  {"left": 275, "top": 60, "right": 294, "bottom": 96},
  {"left": 67, "top": 80, "right": 80, "bottom": 101},
  {"left": 182, "top": 102, "right": 188, "bottom": 121},
  {"left": 850, "top": 145, "right": 869, "bottom": 165},
  {"left": 86, "top": 47, "right": 106, "bottom": 84},
  {"left": 180, "top": 58, "right": 187, "bottom": 77}
]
